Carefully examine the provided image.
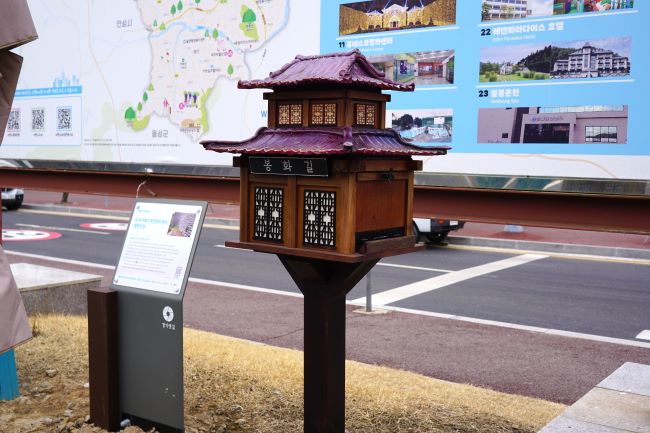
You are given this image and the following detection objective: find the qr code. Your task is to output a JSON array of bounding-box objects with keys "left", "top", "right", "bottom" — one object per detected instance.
[
  {"left": 57, "top": 107, "right": 72, "bottom": 130},
  {"left": 8, "top": 109, "right": 20, "bottom": 131},
  {"left": 32, "top": 108, "right": 45, "bottom": 131}
]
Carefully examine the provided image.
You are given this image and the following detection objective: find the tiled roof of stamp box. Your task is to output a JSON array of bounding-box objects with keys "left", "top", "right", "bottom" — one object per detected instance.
[
  {"left": 202, "top": 126, "right": 449, "bottom": 156},
  {"left": 238, "top": 49, "right": 415, "bottom": 92}
]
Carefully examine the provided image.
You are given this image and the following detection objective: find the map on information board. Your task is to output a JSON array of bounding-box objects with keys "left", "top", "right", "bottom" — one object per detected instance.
[{"left": 1, "top": 0, "right": 318, "bottom": 165}]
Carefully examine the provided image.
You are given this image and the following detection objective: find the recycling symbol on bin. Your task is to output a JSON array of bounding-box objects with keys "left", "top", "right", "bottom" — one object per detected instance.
[{"left": 162, "top": 306, "right": 174, "bottom": 322}]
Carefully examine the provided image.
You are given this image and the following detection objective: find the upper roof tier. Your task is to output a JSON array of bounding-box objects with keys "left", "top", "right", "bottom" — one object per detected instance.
[
  {"left": 238, "top": 49, "right": 415, "bottom": 92},
  {"left": 201, "top": 127, "right": 448, "bottom": 157}
]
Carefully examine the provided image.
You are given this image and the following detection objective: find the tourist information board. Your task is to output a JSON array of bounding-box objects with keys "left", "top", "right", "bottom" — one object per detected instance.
[
  {"left": 1, "top": 1, "right": 648, "bottom": 180},
  {"left": 112, "top": 198, "right": 206, "bottom": 433},
  {"left": 322, "top": 0, "right": 646, "bottom": 179}
]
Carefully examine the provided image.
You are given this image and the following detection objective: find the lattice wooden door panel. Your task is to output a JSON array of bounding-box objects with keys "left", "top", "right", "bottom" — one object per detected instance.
[{"left": 303, "top": 190, "right": 336, "bottom": 247}]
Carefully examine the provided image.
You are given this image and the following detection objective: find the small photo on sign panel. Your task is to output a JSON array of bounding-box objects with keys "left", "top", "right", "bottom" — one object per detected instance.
[{"left": 167, "top": 212, "right": 196, "bottom": 238}]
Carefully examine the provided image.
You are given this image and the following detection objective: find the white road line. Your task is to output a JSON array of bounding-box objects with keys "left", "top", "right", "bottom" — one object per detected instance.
[
  {"left": 6, "top": 251, "right": 649, "bottom": 348},
  {"left": 636, "top": 330, "right": 650, "bottom": 341},
  {"left": 17, "top": 209, "right": 236, "bottom": 231},
  {"left": 353, "top": 254, "right": 548, "bottom": 306},
  {"left": 18, "top": 209, "right": 131, "bottom": 220},
  {"left": 6, "top": 250, "right": 117, "bottom": 269},
  {"left": 215, "top": 245, "right": 452, "bottom": 272},
  {"left": 215, "top": 245, "right": 451, "bottom": 272},
  {"left": 4, "top": 251, "right": 301, "bottom": 298},
  {"left": 15, "top": 223, "right": 110, "bottom": 235},
  {"left": 445, "top": 244, "right": 650, "bottom": 266},
  {"left": 204, "top": 224, "right": 237, "bottom": 231},
  {"left": 374, "top": 305, "right": 650, "bottom": 349},
  {"left": 376, "top": 262, "right": 452, "bottom": 273},
  {"left": 189, "top": 277, "right": 302, "bottom": 298}
]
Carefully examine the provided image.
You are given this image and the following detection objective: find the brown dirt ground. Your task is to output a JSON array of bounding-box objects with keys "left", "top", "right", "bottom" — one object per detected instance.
[{"left": 0, "top": 315, "right": 564, "bottom": 433}]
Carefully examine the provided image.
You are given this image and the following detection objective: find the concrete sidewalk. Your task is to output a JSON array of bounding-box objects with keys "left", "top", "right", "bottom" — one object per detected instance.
[
  {"left": 540, "top": 362, "right": 650, "bottom": 432},
  {"left": 15, "top": 189, "right": 650, "bottom": 259}
]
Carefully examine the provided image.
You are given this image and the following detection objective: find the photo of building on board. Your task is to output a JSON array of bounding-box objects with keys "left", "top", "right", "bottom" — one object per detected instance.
[
  {"left": 389, "top": 108, "right": 453, "bottom": 144},
  {"left": 553, "top": 0, "right": 634, "bottom": 15},
  {"left": 339, "top": 0, "right": 456, "bottom": 36},
  {"left": 477, "top": 105, "right": 628, "bottom": 144},
  {"left": 369, "top": 50, "right": 455, "bottom": 86},
  {"left": 481, "top": 0, "right": 633, "bottom": 22},
  {"left": 479, "top": 37, "right": 631, "bottom": 82},
  {"left": 481, "top": 0, "right": 552, "bottom": 22}
]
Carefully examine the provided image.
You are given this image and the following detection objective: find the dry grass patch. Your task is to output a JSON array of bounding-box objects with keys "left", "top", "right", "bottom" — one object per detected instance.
[{"left": 0, "top": 315, "right": 564, "bottom": 433}]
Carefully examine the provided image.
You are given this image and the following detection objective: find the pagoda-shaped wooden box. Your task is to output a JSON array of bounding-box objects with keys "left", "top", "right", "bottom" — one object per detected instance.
[{"left": 202, "top": 50, "right": 448, "bottom": 262}]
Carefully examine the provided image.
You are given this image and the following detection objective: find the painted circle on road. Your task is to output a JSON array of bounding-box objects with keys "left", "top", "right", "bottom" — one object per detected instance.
[
  {"left": 80, "top": 222, "right": 128, "bottom": 231},
  {"left": 2, "top": 229, "right": 62, "bottom": 241}
]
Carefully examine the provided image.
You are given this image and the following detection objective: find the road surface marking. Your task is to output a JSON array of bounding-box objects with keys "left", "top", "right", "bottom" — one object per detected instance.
[
  {"left": 80, "top": 222, "right": 128, "bottom": 231},
  {"left": 215, "top": 245, "right": 453, "bottom": 273},
  {"left": 636, "top": 330, "right": 650, "bottom": 341},
  {"left": 444, "top": 244, "right": 650, "bottom": 266},
  {"left": 214, "top": 244, "right": 255, "bottom": 251},
  {"left": 189, "top": 277, "right": 302, "bottom": 298},
  {"left": 371, "top": 305, "right": 650, "bottom": 349},
  {"left": 2, "top": 229, "right": 62, "bottom": 241},
  {"left": 18, "top": 209, "right": 131, "bottom": 220},
  {"left": 13, "top": 209, "right": 650, "bottom": 262},
  {"left": 377, "top": 262, "right": 452, "bottom": 273},
  {"left": 352, "top": 254, "right": 548, "bottom": 306},
  {"left": 5, "top": 250, "right": 649, "bottom": 348},
  {"left": 15, "top": 223, "right": 109, "bottom": 235},
  {"left": 203, "top": 223, "right": 237, "bottom": 231},
  {"left": 5, "top": 251, "right": 116, "bottom": 269},
  {"left": 17, "top": 209, "right": 237, "bottom": 230}
]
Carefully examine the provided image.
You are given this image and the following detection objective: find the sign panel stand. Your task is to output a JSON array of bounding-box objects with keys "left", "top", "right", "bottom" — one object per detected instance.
[{"left": 111, "top": 198, "right": 207, "bottom": 433}]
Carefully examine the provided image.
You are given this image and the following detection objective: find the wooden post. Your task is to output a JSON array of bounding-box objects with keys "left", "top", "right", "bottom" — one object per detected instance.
[
  {"left": 87, "top": 288, "right": 120, "bottom": 432},
  {"left": 278, "top": 255, "right": 378, "bottom": 433}
]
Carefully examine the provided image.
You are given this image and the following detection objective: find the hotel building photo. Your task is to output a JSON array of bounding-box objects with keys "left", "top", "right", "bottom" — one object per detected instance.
[
  {"left": 339, "top": 0, "right": 456, "bottom": 36},
  {"left": 552, "top": 43, "right": 631, "bottom": 78},
  {"left": 482, "top": 0, "right": 531, "bottom": 21},
  {"left": 478, "top": 105, "right": 628, "bottom": 144},
  {"left": 553, "top": 0, "right": 634, "bottom": 15}
]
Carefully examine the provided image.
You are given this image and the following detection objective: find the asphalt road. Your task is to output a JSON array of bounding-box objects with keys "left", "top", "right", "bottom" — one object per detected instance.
[{"left": 3, "top": 209, "right": 650, "bottom": 342}]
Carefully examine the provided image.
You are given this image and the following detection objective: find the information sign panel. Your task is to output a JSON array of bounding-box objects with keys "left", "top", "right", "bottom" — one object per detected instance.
[
  {"left": 113, "top": 200, "right": 204, "bottom": 296},
  {"left": 112, "top": 198, "right": 206, "bottom": 433}
]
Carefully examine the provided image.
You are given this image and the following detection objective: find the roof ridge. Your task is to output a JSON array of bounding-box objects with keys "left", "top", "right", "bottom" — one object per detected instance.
[
  {"left": 201, "top": 125, "right": 450, "bottom": 156},
  {"left": 262, "top": 50, "right": 362, "bottom": 80},
  {"left": 294, "top": 49, "right": 361, "bottom": 61},
  {"left": 239, "top": 50, "right": 414, "bottom": 91}
]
